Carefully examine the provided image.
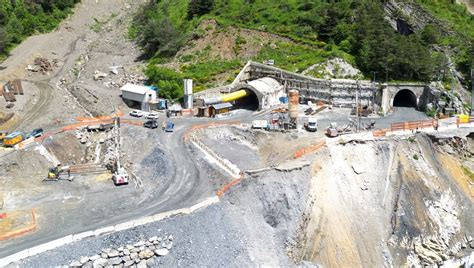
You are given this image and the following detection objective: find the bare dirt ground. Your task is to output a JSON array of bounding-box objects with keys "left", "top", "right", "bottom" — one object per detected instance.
[
  {"left": 292, "top": 134, "right": 474, "bottom": 267},
  {"left": 0, "top": 0, "right": 473, "bottom": 267},
  {"left": 0, "top": 0, "right": 144, "bottom": 131}
]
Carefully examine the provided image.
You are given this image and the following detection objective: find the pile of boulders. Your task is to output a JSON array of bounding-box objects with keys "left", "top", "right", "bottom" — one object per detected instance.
[
  {"left": 27, "top": 57, "right": 58, "bottom": 74},
  {"left": 68, "top": 235, "right": 174, "bottom": 268},
  {"left": 103, "top": 73, "right": 147, "bottom": 88}
]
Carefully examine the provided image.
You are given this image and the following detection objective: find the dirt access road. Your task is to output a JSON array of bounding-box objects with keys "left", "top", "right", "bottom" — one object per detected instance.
[
  {"left": 0, "top": 0, "right": 217, "bottom": 260},
  {"left": 0, "top": 0, "right": 142, "bottom": 131}
]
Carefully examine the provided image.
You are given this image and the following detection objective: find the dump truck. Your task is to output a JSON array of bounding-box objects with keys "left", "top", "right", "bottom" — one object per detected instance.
[{"left": 3, "top": 132, "right": 24, "bottom": 147}]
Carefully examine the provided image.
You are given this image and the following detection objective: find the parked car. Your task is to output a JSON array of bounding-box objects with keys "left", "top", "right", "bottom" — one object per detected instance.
[
  {"left": 165, "top": 122, "right": 175, "bottom": 132},
  {"left": 27, "top": 128, "right": 44, "bottom": 139},
  {"left": 143, "top": 120, "right": 158, "bottom": 129},
  {"left": 130, "top": 110, "right": 144, "bottom": 117},
  {"left": 145, "top": 112, "right": 159, "bottom": 120}
]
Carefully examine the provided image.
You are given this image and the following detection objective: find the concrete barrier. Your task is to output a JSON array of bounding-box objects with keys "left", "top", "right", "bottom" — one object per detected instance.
[
  {"left": 93, "top": 226, "right": 115, "bottom": 237},
  {"left": 72, "top": 231, "right": 95, "bottom": 241},
  {"left": 0, "top": 250, "right": 29, "bottom": 267},
  {"left": 0, "top": 197, "right": 220, "bottom": 266}
]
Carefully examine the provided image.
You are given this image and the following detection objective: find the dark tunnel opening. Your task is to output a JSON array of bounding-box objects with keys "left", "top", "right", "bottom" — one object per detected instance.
[
  {"left": 393, "top": 89, "right": 417, "bottom": 108},
  {"left": 233, "top": 89, "right": 259, "bottom": 110}
]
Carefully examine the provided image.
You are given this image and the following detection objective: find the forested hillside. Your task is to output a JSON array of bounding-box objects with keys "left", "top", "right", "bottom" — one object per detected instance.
[
  {"left": 0, "top": 0, "right": 79, "bottom": 58},
  {"left": 131, "top": 0, "right": 473, "bottom": 98}
]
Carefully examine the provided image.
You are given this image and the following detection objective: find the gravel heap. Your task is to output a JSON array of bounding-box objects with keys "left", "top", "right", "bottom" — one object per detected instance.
[{"left": 67, "top": 235, "right": 174, "bottom": 268}]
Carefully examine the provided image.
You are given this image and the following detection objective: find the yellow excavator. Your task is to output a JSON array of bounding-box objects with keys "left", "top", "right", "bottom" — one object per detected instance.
[{"left": 45, "top": 164, "right": 73, "bottom": 181}]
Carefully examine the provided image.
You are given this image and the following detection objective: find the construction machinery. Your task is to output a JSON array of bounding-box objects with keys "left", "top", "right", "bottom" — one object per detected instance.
[
  {"left": 326, "top": 121, "right": 354, "bottom": 137},
  {"left": 0, "top": 131, "right": 8, "bottom": 143},
  {"left": 111, "top": 117, "right": 129, "bottom": 185},
  {"left": 3, "top": 132, "right": 24, "bottom": 147},
  {"left": 45, "top": 164, "right": 73, "bottom": 181},
  {"left": 44, "top": 163, "right": 110, "bottom": 182}
]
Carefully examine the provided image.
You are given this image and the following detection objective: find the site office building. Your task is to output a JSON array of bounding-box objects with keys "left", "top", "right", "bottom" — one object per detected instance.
[{"left": 120, "top": 83, "right": 157, "bottom": 111}]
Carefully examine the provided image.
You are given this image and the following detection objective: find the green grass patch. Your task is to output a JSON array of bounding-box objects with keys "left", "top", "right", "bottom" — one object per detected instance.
[
  {"left": 461, "top": 165, "right": 474, "bottom": 182},
  {"left": 252, "top": 41, "right": 339, "bottom": 73}
]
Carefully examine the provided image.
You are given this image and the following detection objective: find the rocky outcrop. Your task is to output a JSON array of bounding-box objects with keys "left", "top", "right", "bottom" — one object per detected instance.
[
  {"left": 302, "top": 58, "right": 362, "bottom": 80},
  {"left": 383, "top": 0, "right": 454, "bottom": 36},
  {"left": 67, "top": 235, "right": 175, "bottom": 268}
]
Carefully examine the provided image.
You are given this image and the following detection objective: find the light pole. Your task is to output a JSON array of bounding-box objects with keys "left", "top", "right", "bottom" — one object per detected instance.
[{"left": 371, "top": 71, "right": 378, "bottom": 82}]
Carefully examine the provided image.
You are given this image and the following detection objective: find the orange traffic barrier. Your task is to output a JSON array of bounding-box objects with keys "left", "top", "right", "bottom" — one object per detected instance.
[
  {"left": 373, "top": 128, "right": 390, "bottom": 137},
  {"left": 391, "top": 119, "right": 436, "bottom": 132},
  {"left": 76, "top": 110, "right": 124, "bottom": 122},
  {"left": 294, "top": 141, "right": 325, "bottom": 159},
  {"left": 0, "top": 209, "right": 36, "bottom": 241},
  {"left": 216, "top": 177, "right": 242, "bottom": 197}
]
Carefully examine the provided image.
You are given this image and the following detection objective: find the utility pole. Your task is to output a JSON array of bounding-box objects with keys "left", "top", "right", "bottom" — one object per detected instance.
[
  {"left": 356, "top": 80, "right": 361, "bottom": 132},
  {"left": 371, "top": 71, "right": 378, "bottom": 82}
]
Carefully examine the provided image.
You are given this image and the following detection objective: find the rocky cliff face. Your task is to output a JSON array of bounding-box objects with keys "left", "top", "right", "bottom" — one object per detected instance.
[
  {"left": 295, "top": 132, "right": 474, "bottom": 267},
  {"left": 383, "top": 0, "right": 454, "bottom": 36}
]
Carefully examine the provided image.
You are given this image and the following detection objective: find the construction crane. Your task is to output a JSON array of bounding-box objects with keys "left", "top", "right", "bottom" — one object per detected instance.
[{"left": 112, "top": 117, "right": 129, "bottom": 185}]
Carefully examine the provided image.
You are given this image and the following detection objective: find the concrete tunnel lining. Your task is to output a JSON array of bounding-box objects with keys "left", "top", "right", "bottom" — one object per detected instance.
[{"left": 230, "top": 77, "right": 284, "bottom": 110}]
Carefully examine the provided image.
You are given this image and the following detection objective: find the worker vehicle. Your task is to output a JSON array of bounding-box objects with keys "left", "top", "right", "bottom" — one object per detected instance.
[
  {"left": 129, "top": 110, "right": 144, "bottom": 117},
  {"left": 305, "top": 117, "right": 318, "bottom": 132},
  {"left": 252, "top": 120, "right": 269, "bottom": 130},
  {"left": 112, "top": 166, "right": 129, "bottom": 185},
  {"left": 0, "top": 131, "right": 8, "bottom": 143},
  {"left": 325, "top": 122, "right": 353, "bottom": 137},
  {"left": 45, "top": 165, "right": 73, "bottom": 181},
  {"left": 144, "top": 120, "right": 158, "bottom": 129},
  {"left": 112, "top": 117, "right": 129, "bottom": 186},
  {"left": 165, "top": 122, "right": 175, "bottom": 132},
  {"left": 26, "top": 128, "right": 43, "bottom": 139},
  {"left": 3, "top": 132, "right": 24, "bottom": 147},
  {"left": 145, "top": 112, "right": 159, "bottom": 120}
]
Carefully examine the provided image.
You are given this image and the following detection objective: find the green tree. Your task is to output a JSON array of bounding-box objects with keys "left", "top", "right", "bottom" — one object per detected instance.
[
  {"left": 420, "top": 24, "right": 440, "bottom": 45},
  {"left": 187, "top": 0, "right": 214, "bottom": 19},
  {"left": 0, "top": 27, "right": 9, "bottom": 54},
  {"left": 145, "top": 65, "right": 183, "bottom": 100}
]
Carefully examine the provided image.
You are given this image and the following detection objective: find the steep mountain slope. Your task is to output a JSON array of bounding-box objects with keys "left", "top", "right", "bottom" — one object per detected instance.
[{"left": 132, "top": 0, "right": 473, "bottom": 103}]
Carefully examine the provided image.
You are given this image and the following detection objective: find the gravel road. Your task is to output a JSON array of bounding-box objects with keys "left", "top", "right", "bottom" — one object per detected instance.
[{"left": 15, "top": 204, "right": 252, "bottom": 268}]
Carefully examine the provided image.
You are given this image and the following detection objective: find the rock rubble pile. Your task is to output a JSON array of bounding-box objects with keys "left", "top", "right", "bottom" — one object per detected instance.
[{"left": 67, "top": 235, "right": 174, "bottom": 268}]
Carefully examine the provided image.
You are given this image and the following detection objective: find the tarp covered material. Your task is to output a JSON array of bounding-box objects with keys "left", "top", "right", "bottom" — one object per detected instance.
[{"left": 211, "top": 102, "right": 233, "bottom": 110}]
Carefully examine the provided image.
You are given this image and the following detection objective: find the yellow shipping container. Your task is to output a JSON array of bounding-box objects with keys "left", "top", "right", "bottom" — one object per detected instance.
[{"left": 3, "top": 132, "right": 24, "bottom": 147}]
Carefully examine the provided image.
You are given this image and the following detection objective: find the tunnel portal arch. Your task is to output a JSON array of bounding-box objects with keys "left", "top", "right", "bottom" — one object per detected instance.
[
  {"left": 230, "top": 77, "right": 284, "bottom": 110},
  {"left": 393, "top": 89, "right": 418, "bottom": 108}
]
